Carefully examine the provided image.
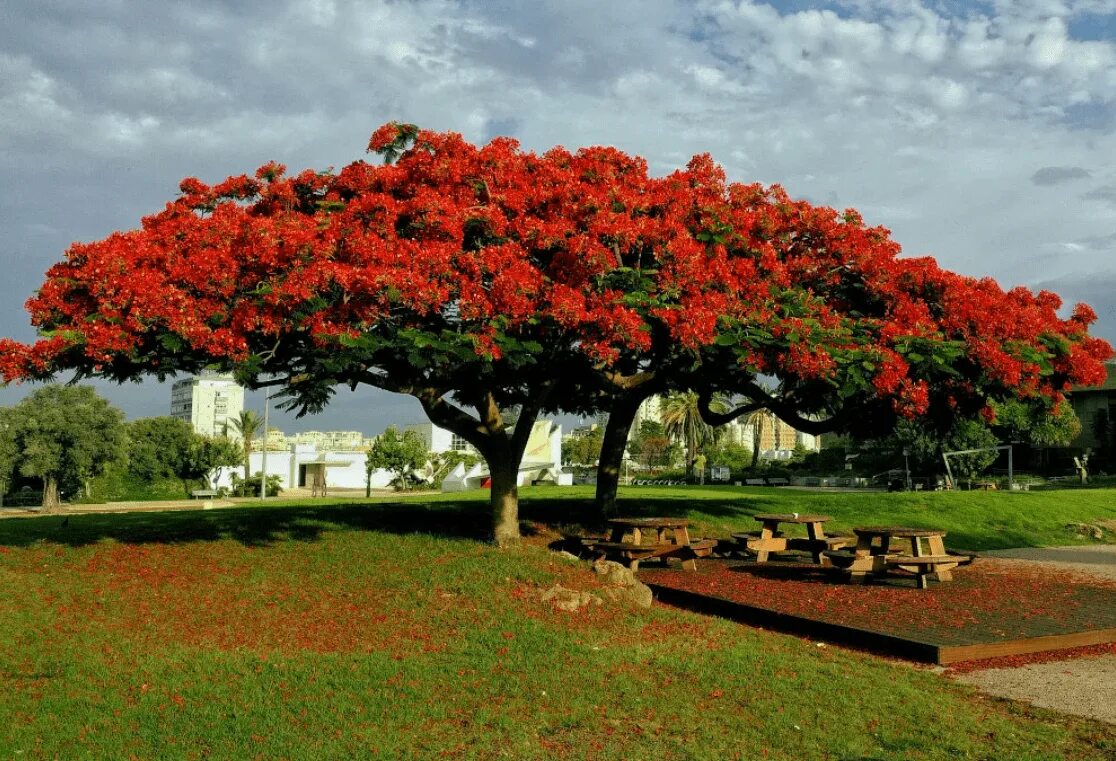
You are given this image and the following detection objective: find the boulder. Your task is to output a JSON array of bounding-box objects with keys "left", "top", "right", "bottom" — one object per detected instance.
[
  {"left": 1066, "top": 522, "right": 1107, "bottom": 540},
  {"left": 539, "top": 584, "right": 602, "bottom": 612},
  {"left": 592, "top": 559, "right": 653, "bottom": 608}
]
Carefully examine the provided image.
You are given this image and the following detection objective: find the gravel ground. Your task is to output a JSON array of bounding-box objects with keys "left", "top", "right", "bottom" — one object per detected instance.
[
  {"left": 953, "top": 654, "right": 1116, "bottom": 724},
  {"left": 979, "top": 544, "right": 1116, "bottom": 582},
  {"left": 951, "top": 544, "right": 1116, "bottom": 725}
]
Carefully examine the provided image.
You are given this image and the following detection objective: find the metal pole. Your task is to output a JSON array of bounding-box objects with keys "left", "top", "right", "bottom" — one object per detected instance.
[
  {"left": 260, "top": 391, "right": 269, "bottom": 500},
  {"left": 1008, "top": 445, "right": 1013, "bottom": 491}
]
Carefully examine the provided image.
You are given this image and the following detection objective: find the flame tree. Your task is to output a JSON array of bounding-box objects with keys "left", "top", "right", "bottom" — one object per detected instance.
[{"left": 1, "top": 124, "right": 1110, "bottom": 538}]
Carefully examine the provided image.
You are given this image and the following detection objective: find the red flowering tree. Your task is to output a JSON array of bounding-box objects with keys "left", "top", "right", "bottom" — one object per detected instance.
[
  {"left": 582, "top": 163, "right": 1113, "bottom": 513},
  {"left": 1, "top": 123, "right": 1110, "bottom": 538}
]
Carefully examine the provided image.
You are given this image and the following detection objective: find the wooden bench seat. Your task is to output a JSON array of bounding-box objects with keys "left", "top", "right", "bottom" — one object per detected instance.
[
  {"left": 786, "top": 536, "right": 848, "bottom": 551},
  {"left": 731, "top": 531, "right": 784, "bottom": 541},
  {"left": 821, "top": 549, "right": 856, "bottom": 568},
  {"left": 885, "top": 555, "right": 959, "bottom": 588},
  {"left": 687, "top": 539, "right": 718, "bottom": 555},
  {"left": 586, "top": 539, "right": 717, "bottom": 571},
  {"left": 585, "top": 541, "right": 676, "bottom": 558},
  {"left": 886, "top": 555, "right": 954, "bottom": 566}
]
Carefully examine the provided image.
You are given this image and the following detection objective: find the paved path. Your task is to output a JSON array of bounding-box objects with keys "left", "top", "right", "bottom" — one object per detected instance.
[
  {"left": 980, "top": 544, "right": 1116, "bottom": 582},
  {"left": 954, "top": 655, "right": 1116, "bottom": 725},
  {"left": 950, "top": 544, "right": 1116, "bottom": 725}
]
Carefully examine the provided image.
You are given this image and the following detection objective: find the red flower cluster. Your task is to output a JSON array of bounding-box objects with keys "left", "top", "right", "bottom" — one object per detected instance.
[{"left": 0, "top": 123, "right": 1108, "bottom": 424}]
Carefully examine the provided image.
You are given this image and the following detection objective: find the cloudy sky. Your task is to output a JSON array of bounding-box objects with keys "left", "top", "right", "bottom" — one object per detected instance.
[{"left": 2, "top": 0, "right": 1115, "bottom": 434}]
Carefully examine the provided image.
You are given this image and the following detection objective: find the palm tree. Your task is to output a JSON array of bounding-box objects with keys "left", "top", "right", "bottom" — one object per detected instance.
[
  {"left": 660, "top": 392, "right": 729, "bottom": 477},
  {"left": 746, "top": 409, "right": 767, "bottom": 468},
  {"left": 228, "top": 409, "right": 263, "bottom": 482}
]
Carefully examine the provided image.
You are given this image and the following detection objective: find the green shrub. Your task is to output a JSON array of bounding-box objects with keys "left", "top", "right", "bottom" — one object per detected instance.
[{"left": 229, "top": 472, "right": 284, "bottom": 497}]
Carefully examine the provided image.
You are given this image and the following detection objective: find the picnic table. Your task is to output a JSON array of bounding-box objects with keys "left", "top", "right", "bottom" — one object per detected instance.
[
  {"left": 586, "top": 517, "right": 716, "bottom": 571},
  {"left": 733, "top": 513, "right": 848, "bottom": 565},
  {"left": 825, "top": 527, "right": 962, "bottom": 588}
]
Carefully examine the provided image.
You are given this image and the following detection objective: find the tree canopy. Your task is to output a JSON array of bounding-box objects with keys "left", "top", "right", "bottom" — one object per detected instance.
[
  {"left": 1, "top": 123, "right": 1110, "bottom": 538},
  {"left": 1, "top": 386, "right": 126, "bottom": 510},
  {"left": 126, "top": 416, "right": 241, "bottom": 493},
  {"left": 366, "top": 427, "right": 428, "bottom": 491}
]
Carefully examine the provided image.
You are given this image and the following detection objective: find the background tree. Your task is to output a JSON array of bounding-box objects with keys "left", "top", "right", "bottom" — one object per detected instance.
[
  {"left": 704, "top": 440, "right": 754, "bottom": 476},
  {"left": 228, "top": 410, "right": 262, "bottom": 482},
  {"left": 562, "top": 427, "right": 604, "bottom": 468},
  {"left": 6, "top": 386, "right": 125, "bottom": 511},
  {"left": 429, "top": 450, "right": 482, "bottom": 490},
  {"left": 660, "top": 392, "right": 728, "bottom": 477},
  {"left": 626, "top": 420, "right": 677, "bottom": 471},
  {"left": 125, "top": 417, "right": 197, "bottom": 484},
  {"left": 0, "top": 408, "right": 19, "bottom": 503},
  {"left": 366, "top": 427, "right": 428, "bottom": 492},
  {"left": 184, "top": 435, "right": 242, "bottom": 490}
]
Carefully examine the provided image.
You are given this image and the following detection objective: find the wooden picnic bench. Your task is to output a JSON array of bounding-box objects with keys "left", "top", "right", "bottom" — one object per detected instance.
[
  {"left": 734, "top": 513, "right": 848, "bottom": 565},
  {"left": 824, "top": 527, "right": 964, "bottom": 588},
  {"left": 585, "top": 517, "right": 716, "bottom": 571}
]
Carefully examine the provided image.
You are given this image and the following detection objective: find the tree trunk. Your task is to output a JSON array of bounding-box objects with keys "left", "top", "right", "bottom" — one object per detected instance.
[
  {"left": 595, "top": 393, "right": 643, "bottom": 518},
  {"left": 488, "top": 452, "right": 520, "bottom": 547},
  {"left": 41, "top": 476, "right": 61, "bottom": 513},
  {"left": 751, "top": 414, "right": 764, "bottom": 468}
]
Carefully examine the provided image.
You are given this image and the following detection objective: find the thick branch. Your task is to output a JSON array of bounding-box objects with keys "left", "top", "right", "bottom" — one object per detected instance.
[
  {"left": 416, "top": 391, "right": 492, "bottom": 454},
  {"left": 598, "top": 367, "right": 658, "bottom": 392},
  {"left": 698, "top": 384, "right": 847, "bottom": 435}
]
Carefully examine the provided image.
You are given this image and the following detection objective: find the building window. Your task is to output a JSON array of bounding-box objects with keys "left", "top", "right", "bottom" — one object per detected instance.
[{"left": 451, "top": 434, "right": 471, "bottom": 452}]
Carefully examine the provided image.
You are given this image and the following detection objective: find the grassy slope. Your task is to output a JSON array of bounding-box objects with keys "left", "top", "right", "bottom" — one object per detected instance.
[
  {"left": 383, "top": 484, "right": 1116, "bottom": 551},
  {"left": 0, "top": 492, "right": 1114, "bottom": 760}
]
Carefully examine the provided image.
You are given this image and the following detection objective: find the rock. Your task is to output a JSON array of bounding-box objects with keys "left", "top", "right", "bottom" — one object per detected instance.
[
  {"left": 592, "top": 559, "right": 653, "bottom": 608},
  {"left": 539, "top": 584, "right": 602, "bottom": 612},
  {"left": 1066, "top": 522, "right": 1107, "bottom": 540},
  {"left": 556, "top": 551, "right": 582, "bottom": 564}
]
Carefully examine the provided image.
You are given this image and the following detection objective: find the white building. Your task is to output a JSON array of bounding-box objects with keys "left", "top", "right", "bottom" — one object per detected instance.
[
  {"left": 170, "top": 372, "right": 244, "bottom": 438},
  {"left": 211, "top": 444, "right": 395, "bottom": 491},
  {"left": 288, "top": 430, "right": 372, "bottom": 451},
  {"left": 406, "top": 422, "right": 478, "bottom": 455},
  {"left": 207, "top": 419, "right": 571, "bottom": 494}
]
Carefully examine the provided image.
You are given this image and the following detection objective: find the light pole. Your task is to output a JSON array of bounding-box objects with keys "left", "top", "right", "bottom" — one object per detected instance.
[
  {"left": 260, "top": 389, "right": 270, "bottom": 500},
  {"left": 902, "top": 447, "right": 912, "bottom": 492}
]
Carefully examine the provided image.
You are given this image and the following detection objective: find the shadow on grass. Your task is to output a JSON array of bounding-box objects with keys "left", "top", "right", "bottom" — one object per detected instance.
[
  {"left": 0, "top": 489, "right": 768, "bottom": 550},
  {"left": 0, "top": 501, "right": 499, "bottom": 550},
  {"left": 1, "top": 486, "right": 1088, "bottom": 552}
]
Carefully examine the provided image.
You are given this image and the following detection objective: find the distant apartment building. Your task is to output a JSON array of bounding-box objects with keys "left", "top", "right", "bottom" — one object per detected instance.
[
  {"left": 170, "top": 372, "right": 244, "bottom": 438},
  {"left": 629, "top": 395, "right": 820, "bottom": 460},
  {"left": 287, "top": 430, "right": 371, "bottom": 451}
]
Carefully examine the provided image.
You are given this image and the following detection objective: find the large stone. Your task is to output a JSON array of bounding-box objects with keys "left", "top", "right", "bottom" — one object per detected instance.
[
  {"left": 1066, "top": 522, "right": 1106, "bottom": 540},
  {"left": 539, "top": 583, "right": 602, "bottom": 612},
  {"left": 592, "top": 559, "right": 653, "bottom": 608}
]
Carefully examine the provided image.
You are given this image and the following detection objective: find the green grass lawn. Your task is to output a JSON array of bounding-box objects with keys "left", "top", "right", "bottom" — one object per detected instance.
[{"left": 1, "top": 489, "right": 1114, "bottom": 760}]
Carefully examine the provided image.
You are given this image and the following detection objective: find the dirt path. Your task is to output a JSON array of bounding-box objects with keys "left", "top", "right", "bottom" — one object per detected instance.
[{"left": 950, "top": 544, "right": 1116, "bottom": 725}]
